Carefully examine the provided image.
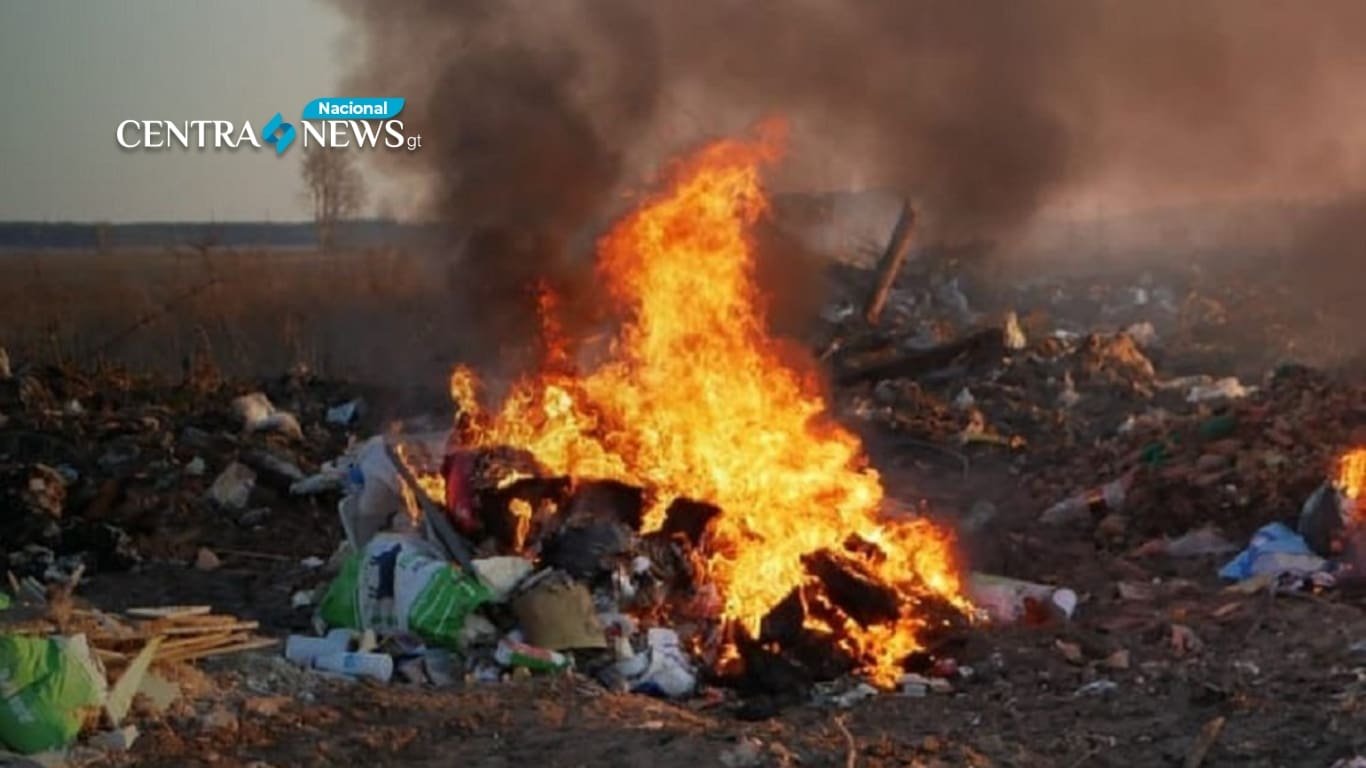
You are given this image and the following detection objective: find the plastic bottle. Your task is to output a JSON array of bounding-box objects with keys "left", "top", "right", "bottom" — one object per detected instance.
[
  {"left": 967, "top": 572, "right": 1077, "bottom": 624},
  {"left": 284, "top": 629, "right": 352, "bottom": 666},
  {"left": 1040, "top": 473, "right": 1132, "bottom": 526},
  {"left": 312, "top": 651, "right": 394, "bottom": 682},
  {"left": 494, "top": 639, "right": 569, "bottom": 673}
]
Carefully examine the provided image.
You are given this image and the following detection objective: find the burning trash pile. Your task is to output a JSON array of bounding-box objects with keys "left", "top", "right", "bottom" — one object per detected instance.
[{"left": 289, "top": 128, "right": 973, "bottom": 699}]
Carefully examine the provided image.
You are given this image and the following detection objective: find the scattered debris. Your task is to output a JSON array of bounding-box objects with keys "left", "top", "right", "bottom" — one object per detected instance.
[
  {"left": 312, "top": 650, "right": 394, "bottom": 682},
  {"left": 1152, "top": 527, "right": 1238, "bottom": 558},
  {"left": 1055, "top": 639, "right": 1084, "bottom": 665},
  {"left": 1219, "top": 523, "right": 1328, "bottom": 582},
  {"left": 194, "top": 547, "right": 222, "bottom": 572},
  {"left": 967, "top": 573, "right": 1077, "bottom": 624},
  {"left": 1073, "top": 679, "right": 1118, "bottom": 697},
  {"left": 1041, "top": 474, "right": 1131, "bottom": 527},
  {"left": 326, "top": 399, "right": 365, "bottom": 426},
  {"left": 208, "top": 462, "right": 257, "bottom": 510},
  {"left": 89, "top": 725, "right": 139, "bottom": 753},
  {"left": 1103, "top": 649, "right": 1131, "bottom": 670},
  {"left": 232, "top": 393, "right": 303, "bottom": 440},
  {"left": 1182, "top": 715, "right": 1226, "bottom": 768},
  {"left": 1187, "top": 377, "right": 1255, "bottom": 403},
  {"left": 1170, "top": 624, "right": 1203, "bottom": 657}
]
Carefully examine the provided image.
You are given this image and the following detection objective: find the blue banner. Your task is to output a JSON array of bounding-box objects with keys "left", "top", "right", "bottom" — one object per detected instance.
[{"left": 301, "top": 97, "right": 405, "bottom": 121}]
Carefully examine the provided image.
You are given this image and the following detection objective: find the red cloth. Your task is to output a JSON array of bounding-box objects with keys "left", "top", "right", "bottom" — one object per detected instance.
[{"left": 443, "top": 450, "right": 478, "bottom": 534}]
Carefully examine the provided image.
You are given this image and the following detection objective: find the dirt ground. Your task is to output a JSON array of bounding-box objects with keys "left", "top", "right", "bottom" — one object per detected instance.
[
  {"left": 52, "top": 452, "right": 1366, "bottom": 768},
  {"left": 5, "top": 247, "right": 1366, "bottom": 767}
]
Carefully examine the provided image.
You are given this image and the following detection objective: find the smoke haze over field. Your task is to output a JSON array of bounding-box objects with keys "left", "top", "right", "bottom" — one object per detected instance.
[{"left": 330, "top": 0, "right": 1366, "bottom": 367}]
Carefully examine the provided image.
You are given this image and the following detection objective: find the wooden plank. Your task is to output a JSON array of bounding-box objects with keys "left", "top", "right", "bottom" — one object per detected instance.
[
  {"left": 126, "top": 605, "right": 211, "bottom": 620},
  {"left": 159, "top": 621, "right": 259, "bottom": 637},
  {"left": 158, "top": 631, "right": 235, "bottom": 654},
  {"left": 93, "top": 648, "right": 129, "bottom": 663},
  {"left": 162, "top": 637, "right": 279, "bottom": 663},
  {"left": 131, "top": 617, "right": 256, "bottom": 636},
  {"left": 106, "top": 636, "right": 164, "bottom": 726},
  {"left": 167, "top": 613, "right": 244, "bottom": 626},
  {"left": 92, "top": 620, "right": 258, "bottom": 645}
]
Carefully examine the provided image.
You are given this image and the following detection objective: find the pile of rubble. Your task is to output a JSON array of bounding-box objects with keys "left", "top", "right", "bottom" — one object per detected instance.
[
  {"left": 818, "top": 245, "right": 1366, "bottom": 552},
  {"left": 0, "top": 357, "right": 361, "bottom": 582},
  {"left": 1030, "top": 364, "right": 1366, "bottom": 546},
  {"left": 0, "top": 352, "right": 370, "bottom": 756},
  {"left": 835, "top": 323, "right": 1163, "bottom": 461}
]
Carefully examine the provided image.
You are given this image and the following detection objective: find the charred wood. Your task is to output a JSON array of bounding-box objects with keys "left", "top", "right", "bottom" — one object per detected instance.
[
  {"left": 803, "top": 549, "right": 901, "bottom": 626},
  {"left": 863, "top": 201, "right": 916, "bottom": 326},
  {"left": 836, "top": 327, "right": 1005, "bottom": 385},
  {"left": 659, "top": 497, "right": 721, "bottom": 546}
]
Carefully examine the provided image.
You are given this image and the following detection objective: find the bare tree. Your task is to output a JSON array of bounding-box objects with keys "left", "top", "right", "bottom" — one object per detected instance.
[{"left": 300, "top": 145, "right": 366, "bottom": 249}]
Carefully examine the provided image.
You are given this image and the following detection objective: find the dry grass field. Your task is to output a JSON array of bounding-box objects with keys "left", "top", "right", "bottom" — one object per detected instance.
[{"left": 0, "top": 247, "right": 471, "bottom": 384}]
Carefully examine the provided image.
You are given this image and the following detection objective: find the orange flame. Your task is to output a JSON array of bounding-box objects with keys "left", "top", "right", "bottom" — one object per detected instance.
[
  {"left": 1339, "top": 447, "right": 1366, "bottom": 519},
  {"left": 509, "top": 498, "right": 533, "bottom": 551},
  {"left": 450, "top": 121, "right": 966, "bottom": 685},
  {"left": 394, "top": 442, "right": 446, "bottom": 527}
]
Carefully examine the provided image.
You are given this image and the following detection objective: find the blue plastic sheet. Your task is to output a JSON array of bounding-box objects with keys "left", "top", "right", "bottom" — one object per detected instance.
[{"left": 1218, "top": 522, "right": 1328, "bottom": 581}]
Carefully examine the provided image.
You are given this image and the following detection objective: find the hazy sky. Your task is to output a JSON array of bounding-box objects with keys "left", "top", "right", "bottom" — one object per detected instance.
[{"left": 0, "top": 0, "right": 355, "bottom": 222}]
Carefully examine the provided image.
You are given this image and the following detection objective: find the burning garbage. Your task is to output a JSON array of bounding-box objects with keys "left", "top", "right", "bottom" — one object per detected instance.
[
  {"left": 5, "top": 108, "right": 1364, "bottom": 767},
  {"left": 288, "top": 127, "right": 972, "bottom": 698}
]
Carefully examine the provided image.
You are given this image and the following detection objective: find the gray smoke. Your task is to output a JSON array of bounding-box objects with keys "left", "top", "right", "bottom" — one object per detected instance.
[{"left": 330, "top": 0, "right": 1366, "bottom": 363}]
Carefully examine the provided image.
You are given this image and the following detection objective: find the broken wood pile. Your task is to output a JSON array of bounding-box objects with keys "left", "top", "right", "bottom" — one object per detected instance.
[
  {"left": 1, "top": 583, "right": 276, "bottom": 672},
  {"left": 92, "top": 605, "right": 278, "bottom": 666}
]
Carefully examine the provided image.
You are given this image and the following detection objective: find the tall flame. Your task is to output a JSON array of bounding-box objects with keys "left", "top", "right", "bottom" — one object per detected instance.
[{"left": 452, "top": 122, "right": 965, "bottom": 684}]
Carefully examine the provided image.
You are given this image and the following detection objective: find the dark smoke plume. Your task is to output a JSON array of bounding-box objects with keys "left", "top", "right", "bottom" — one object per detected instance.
[{"left": 331, "top": 0, "right": 1366, "bottom": 363}]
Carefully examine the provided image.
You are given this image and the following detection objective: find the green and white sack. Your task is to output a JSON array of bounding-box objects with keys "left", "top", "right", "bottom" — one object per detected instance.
[
  {"left": 0, "top": 634, "right": 107, "bottom": 754},
  {"left": 319, "top": 534, "right": 490, "bottom": 650}
]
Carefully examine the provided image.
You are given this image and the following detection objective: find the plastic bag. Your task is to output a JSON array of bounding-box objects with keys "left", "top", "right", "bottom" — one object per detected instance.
[
  {"left": 1219, "top": 523, "right": 1328, "bottom": 581},
  {"left": 0, "top": 634, "right": 107, "bottom": 754},
  {"left": 336, "top": 434, "right": 448, "bottom": 548}
]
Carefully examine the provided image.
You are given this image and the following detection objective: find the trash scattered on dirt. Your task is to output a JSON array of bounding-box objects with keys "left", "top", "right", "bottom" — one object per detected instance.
[
  {"left": 1149, "top": 526, "right": 1237, "bottom": 558},
  {"left": 0, "top": 600, "right": 273, "bottom": 755},
  {"left": 1, "top": 207, "right": 1364, "bottom": 765}
]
